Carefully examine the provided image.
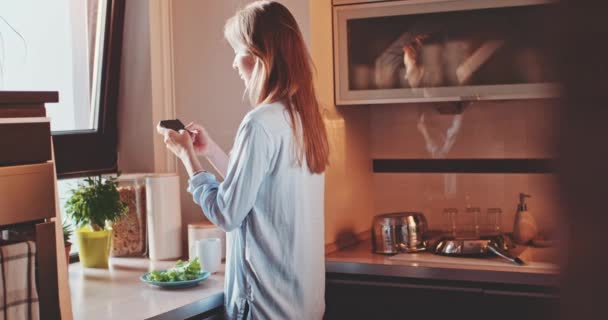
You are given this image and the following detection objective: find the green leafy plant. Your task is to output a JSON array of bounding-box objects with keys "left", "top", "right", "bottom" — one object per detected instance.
[
  {"left": 65, "top": 175, "right": 128, "bottom": 231},
  {"left": 62, "top": 219, "right": 73, "bottom": 244},
  {"left": 147, "top": 258, "right": 202, "bottom": 282}
]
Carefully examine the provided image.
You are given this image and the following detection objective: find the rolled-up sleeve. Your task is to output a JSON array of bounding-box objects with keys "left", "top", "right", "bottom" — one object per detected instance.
[{"left": 187, "top": 119, "right": 273, "bottom": 231}]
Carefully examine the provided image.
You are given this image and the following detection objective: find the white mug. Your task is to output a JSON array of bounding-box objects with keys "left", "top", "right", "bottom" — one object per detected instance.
[
  {"left": 188, "top": 224, "right": 226, "bottom": 260},
  {"left": 196, "top": 238, "right": 221, "bottom": 274}
]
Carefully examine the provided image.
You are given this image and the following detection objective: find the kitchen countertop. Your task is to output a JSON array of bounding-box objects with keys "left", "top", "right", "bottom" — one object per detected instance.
[
  {"left": 326, "top": 240, "right": 560, "bottom": 287},
  {"left": 69, "top": 257, "right": 224, "bottom": 320}
]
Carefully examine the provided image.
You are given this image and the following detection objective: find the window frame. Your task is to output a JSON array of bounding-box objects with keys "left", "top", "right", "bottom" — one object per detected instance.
[{"left": 53, "top": 0, "right": 126, "bottom": 179}]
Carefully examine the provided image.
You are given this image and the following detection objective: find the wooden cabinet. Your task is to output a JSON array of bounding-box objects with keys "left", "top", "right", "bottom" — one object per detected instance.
[
  {"left": 0, "top": 91, "right": 68, "bottom": 320},
  {"left": 325, "top": 273, "right": 559, "bottom": 320}
]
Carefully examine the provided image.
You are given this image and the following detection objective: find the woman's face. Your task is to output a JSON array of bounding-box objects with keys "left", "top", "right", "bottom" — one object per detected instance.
[{"left": 232, "top": 48, "right": 255, "bottom": 86}]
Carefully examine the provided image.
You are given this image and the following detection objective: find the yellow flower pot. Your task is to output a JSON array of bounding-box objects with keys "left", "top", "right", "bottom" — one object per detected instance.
[{"left": 76, "top": 227, "right": 112, "bottom": 268}]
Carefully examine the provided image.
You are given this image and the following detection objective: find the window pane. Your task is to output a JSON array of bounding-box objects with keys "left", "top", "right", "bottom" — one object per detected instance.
[
  {"left": 57, "top": 177, "right": 85, "bottom": 254},
  {"left": 0, "top": 0, "right": 106, "bottom": 132}
]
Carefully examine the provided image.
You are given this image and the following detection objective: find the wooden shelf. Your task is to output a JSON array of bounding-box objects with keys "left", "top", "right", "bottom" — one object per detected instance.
[
  {"left": 0, "top": 91, "right": 56, "bottom": 117},
  {"left": 0, "top": 91, "right": 59, "bottom": 105},
  {"left": 373, "top": 158, "right": 555, "bottom": 174}
]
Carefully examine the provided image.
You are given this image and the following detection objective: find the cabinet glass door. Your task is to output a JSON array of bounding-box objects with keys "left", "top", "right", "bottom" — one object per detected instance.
[{"left": 334, "top": 0, "right": 559, "bottom": 105}]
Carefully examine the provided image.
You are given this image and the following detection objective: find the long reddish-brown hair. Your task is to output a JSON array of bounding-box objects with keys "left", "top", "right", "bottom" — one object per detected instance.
[{"left": 224, "top": 1, "right": 329, "bottom": 174}]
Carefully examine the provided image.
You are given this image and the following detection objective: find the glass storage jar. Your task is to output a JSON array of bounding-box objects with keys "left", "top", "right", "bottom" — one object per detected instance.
[{"left": 112, "top": 173, "right": 148, "bottom": 257}]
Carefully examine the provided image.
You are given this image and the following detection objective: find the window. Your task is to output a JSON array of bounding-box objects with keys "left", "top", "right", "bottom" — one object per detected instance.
[
  {"left": 57, "top": 177, "right": 85, "bottom": 255},
  {"left": 0, "top": 0, "right": 126, "bottom": 177}
]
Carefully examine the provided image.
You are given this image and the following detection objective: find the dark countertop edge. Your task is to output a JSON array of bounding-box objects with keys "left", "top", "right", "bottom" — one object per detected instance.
[
  {"left": 325, "top": 260, "right": 559, "bottom": 288},
  {"left": 0, "top": 91, "right": 59, "bottom": 104},
  {"left": 146, "top": 291, "right": 224, "bottom": 320}
]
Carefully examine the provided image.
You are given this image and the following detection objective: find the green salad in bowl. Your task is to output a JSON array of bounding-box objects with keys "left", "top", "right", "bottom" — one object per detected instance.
[{"left": 141, "top": 257, "right": 210, "bottom": 288}]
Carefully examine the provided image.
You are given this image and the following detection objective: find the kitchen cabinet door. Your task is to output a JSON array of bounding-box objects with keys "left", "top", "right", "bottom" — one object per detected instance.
[
  {"left": 482, "top": 289, "right": 559, "bottom": 320},
  {"left": 325, "top": 273, "right": 559, "bottom": 320},
  {"left": 333, "top": 0, "right": 559, "bottom": 105},
  {"left": 325, "top": 277, "right": 483, "bottom": 319}
]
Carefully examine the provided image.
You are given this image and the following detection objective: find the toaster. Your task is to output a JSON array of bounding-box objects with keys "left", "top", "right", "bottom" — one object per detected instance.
[{"left": 371, "top": 212, "right": 428, "bottom": 254}]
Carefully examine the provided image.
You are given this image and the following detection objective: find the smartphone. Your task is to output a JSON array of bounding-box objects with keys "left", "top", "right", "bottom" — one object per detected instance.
[{"left": 159, "top": 119, "right": 186, "bottom": 131}]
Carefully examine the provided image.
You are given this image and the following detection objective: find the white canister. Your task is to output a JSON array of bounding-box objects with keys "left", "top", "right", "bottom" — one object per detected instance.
[
  {"left": 188, "top": 222, "right": 226, "bottom": 260},
  {"left": 146, "top": 174, "right": 182, "bottom": 260},
  {"left": 196, "top": 238, "right": 221, "bottom": 274}
]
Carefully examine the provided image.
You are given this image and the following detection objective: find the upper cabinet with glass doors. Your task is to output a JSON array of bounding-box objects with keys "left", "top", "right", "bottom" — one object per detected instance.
[{"left": 333, "top": 0, "right": 559, "bottom": 105}]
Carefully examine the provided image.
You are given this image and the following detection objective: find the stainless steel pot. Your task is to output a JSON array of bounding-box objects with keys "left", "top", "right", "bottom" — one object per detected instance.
[{"left": 372, "top": 212, "right": 428, "bottom": 254}]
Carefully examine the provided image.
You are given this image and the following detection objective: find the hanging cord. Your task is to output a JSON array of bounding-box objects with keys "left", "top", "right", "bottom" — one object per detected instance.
[{"left": 0, "top": 15, "right": 28, "bottom": 87}]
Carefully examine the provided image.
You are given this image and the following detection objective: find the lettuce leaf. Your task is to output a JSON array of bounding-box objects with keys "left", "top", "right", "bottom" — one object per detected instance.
[{"left": 147, "top": 257, "right": 202, "bottom": 282}]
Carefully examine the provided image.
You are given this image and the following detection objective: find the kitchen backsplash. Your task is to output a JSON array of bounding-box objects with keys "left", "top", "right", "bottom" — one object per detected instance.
[
  {"left": 373, "top": 173, "right": 560, "bottom": 234},
  {"left": 370, "top": 99, "right": 560, "bottom": 235},
  {"left": 371, "top": 99, "right": 558, "bottom": 159}
]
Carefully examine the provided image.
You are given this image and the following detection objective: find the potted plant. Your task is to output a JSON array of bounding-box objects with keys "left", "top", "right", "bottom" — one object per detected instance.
[
  {"left": 62, "top": 219, "right": 73, "bottom": 265},
  {"left": 65, "top": 175, "right": 127, "bottom": 268}
]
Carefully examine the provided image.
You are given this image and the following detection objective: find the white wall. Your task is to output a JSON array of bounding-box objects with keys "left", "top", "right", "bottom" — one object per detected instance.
[{"left": 171, "top": 0, "right": 310, "bottom": 249}]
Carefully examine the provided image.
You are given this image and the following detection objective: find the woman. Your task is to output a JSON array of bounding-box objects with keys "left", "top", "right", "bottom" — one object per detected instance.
[{"left": 157, "top": 1, "right": 329, "bottom": 319}]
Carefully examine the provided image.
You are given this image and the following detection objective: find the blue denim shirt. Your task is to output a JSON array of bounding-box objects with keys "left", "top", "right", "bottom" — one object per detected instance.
[{"left": 187, "top": 102, "right": 325, "bottom": 319}]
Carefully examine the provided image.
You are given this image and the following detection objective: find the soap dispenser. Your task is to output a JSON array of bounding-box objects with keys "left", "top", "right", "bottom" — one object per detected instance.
[{"left": 512, "top": 193, "right": 538, "bottom": 244}]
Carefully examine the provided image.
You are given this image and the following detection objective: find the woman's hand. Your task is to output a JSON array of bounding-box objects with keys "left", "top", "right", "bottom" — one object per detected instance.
[
  {"left": 157, "top": 122, "right": 205, "bottom": 177},
  {"left": 156, "top": 124, "right": 194, "bottom": 160},
  {"left": 156, "top": 121, "right": 229, "bottom": 178},
  {"left": 185, "top": 122, "right": 212, "bottom": 156}
]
